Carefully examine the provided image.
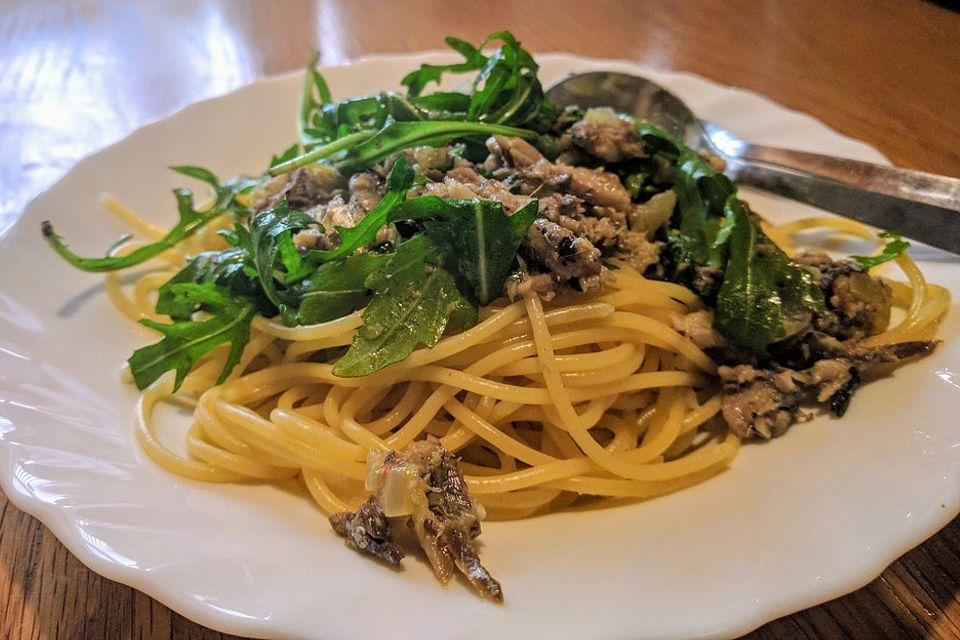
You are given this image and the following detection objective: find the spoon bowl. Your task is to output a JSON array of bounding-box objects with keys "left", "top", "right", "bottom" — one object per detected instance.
[{"left": 545, "top": 71, "right": 702, "bottom": 148}]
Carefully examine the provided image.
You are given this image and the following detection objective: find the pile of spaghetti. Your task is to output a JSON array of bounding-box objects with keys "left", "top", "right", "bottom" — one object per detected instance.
[
  {"left": 41, "top": 32, "right": 949, "bottom": 597},
  {"left": 101, "top": 207, "right": 944, "bottom": 522},
  {"left": 132, "top": 251, "right": 729, "bottom": 520}
]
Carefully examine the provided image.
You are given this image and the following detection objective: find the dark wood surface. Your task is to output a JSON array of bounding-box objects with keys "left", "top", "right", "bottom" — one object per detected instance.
[{"left": 1, "top": 1, "right": 958, "bottom": 637}]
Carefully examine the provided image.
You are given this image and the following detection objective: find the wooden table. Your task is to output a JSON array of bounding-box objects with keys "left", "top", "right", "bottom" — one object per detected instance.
[{"left": 1, "top": 1, "right": 958, "bottom": 637}]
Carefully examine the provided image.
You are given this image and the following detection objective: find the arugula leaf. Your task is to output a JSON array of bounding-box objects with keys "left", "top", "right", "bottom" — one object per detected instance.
[
  {"left": 156, "top": 248, "right": 271, "bottom": 319},
  {"left": 42, "top": 168, "right": 257, "bottom": 273},
  {"left": 42, "top": 191, "right": 210, "bottom": 272},
  {"left": 307, "top": 92, "right": 426, "bottom": 144},
  {"left": 168, "top": 165, "right": 221, "bottom": 189},
  {"left": 466, "top": 31, "right": 543, "bottom": 127},
  {"left": 169, "top": 166, "right": 258, "bottom": 216},
  {"left": 275, "top": 31, "right": 550, "bottom": 176},
  {"left": 853, "top": 231, "right": 911, "bottom": 270},
  {"left": 629, "top": 121, "right": 737, "bottom": 285},
  {"left": 634, "top": 120, "right": 682, "bottom": 163},
  {"left": 427, "top": 198, "right": 539, "bottom": 304},
  {"left": 308, "top": 158, "right": 415, "bottom": 262},
  {"left": 297, "top": 252, "right": 394, "bottom": 324},
  {"left": 672, "top": 149, "right": 736, "bottom": 267},
  {"left": 634, "top": 121, "right": 835, "bottom": 352},
  {"left": 410, "top": 92, "right": 473, "bottom": 114},
  {"left": 129, "top": 282, "right": 257, "bottom": 391},
  {"left": 387, "top": 194, "right": 451, "bottom": 222},
  {"left": 333, "top": 234, "right": 476, "bottom": 377},
  {"left": 242, "top": 201, "right": 322, "bottom": 319},
  {"left": 388, "top": 195, "right": 539, "bottom": 304},
  {"left": 401, "top": 36, "right": 486, "bottom": 96},
  {"left": 400, "top": 31, "right": 549, "bottom": 130},
  {"left": 269, "top": 130, "right": 378, "bottom": 175},
  {"left": 714, "top": 198, "right": 825, "bottom": 351}
]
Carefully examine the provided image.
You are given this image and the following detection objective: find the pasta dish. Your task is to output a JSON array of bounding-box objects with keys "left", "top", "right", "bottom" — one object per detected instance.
[{"left": 41, "top": 32, "right": 949, "bottom": 602}]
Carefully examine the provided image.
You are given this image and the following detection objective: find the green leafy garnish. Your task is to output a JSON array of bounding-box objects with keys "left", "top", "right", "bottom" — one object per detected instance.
[
  {"left": 299, "top": 50, "right": 332, "bottom": 144},
  {"left": 301, "top": 87, "right": 425, "bottom": 149},
  {"left": 713, "top": 198, "right": 825, "bottom": 351},
  {"left": 273, "top": 31, "right": 555, "bottom": 176},
  {"left": 333, "top": 235, "right": 477, "bottom": 377},
  {"left": 330, "top": 192, "right": 538, "bottom": 375},
  {"left": 42, "top": 169, "right": 256, "bottom": 273},
  {"left": 156, "top": 248, "right": 268, "bottom": 318},
  {"left": 296, "top": 252, "right": 394, "bottom": 325},
  {"left": 270, "top": 144, "right": 301, "bottom": 169},
  {"left": 237, "top": 200, "right": 321, "bottom": 318},
  {"left": 272, "top": 120, "right": 538, "bottom": 177},
  {"left": 392, "top": 196, "right": 539, "bottom": 304},
  {"left": 631, "top": 123, "right": 735, "bottom": 275},
  {"left": 427, "top": 199, "right": 538, "bottom": 305},
  {"left": 671, "top": 149, "right": 736, "bottom": 268},
  {"left": 853, "top": 231, "right": 911, "bottom": 270},
  {"left": 129, "top": 283, "right": 258, "bottom": 390},
  {"left": 634, "top": 122, "right": 832, "bottom": 352},
  {"left": 169, "top": 166, "right": 258, "bottom": 216},
  {"left": 401, "top": 36, "right": 487, "bottom": 96},
  {"left": 402, "top": 31, "right": 550, "bottom": 129}
]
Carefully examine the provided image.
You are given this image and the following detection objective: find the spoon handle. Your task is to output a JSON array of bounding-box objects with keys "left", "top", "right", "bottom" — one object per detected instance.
[
  {"left": 725, "top": 157, "right": 960, "bottom": 254},
  {"left": 736, "top": 145, "right": 960, "bottom": 211}
]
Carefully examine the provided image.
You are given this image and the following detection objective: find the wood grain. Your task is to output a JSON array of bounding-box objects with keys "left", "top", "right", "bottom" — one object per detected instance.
[{"left": 1, "top": 1, "right": 958, "bottom": 638}]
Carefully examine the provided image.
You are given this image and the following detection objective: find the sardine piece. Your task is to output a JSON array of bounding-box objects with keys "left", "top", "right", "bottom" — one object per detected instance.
[
  {"left": 369, "top": 441, "right": 504, "bottom": 603},
  {"left": 331, "top": 440, "right": 503, "bottom": 602},
  {"left": 719, "top": 334, "right": 939, "bottom": 439},
  {"left": 329, "top": 496, "right": 404, "bottom": 567}
]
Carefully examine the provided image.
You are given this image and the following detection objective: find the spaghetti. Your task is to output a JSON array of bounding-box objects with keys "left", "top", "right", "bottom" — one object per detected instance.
[{"left": 102, "top": 198, "right": 947, "bottom": 522}]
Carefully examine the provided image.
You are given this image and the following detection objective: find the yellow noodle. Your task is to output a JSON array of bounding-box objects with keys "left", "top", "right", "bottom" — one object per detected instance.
[
  {"left": 112, "top": 200, "right": 945, "bottom": 523},
  {"left": 102, "top": 194, "right": 167, "bottom": 240}
]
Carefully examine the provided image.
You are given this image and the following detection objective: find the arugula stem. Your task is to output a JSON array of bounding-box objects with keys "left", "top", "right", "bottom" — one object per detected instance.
[
  {"left": 41, "top": 209, "right": 219, "bottom": 273},
  {"left": 333, "top": 120, "right": 537, "bottom": 174},
  {"left": 269, "top": 130, "right": 377, "bottom": 176},
  {"left": 271, "top": 121, "right": 537, "bottom": 177},
  {"left": 298, "top": 50, "right": 322, "bottom": 144}
]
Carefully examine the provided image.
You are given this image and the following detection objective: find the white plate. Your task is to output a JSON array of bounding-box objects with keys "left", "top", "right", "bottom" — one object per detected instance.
[{"left": 1, "top": 53, "right": 958, "bottom": 640}]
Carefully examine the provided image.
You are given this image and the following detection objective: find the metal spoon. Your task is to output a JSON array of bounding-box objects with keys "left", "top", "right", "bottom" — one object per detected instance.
[{"left": 546, "top": 71, "right": 960, "bottom": 254}]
